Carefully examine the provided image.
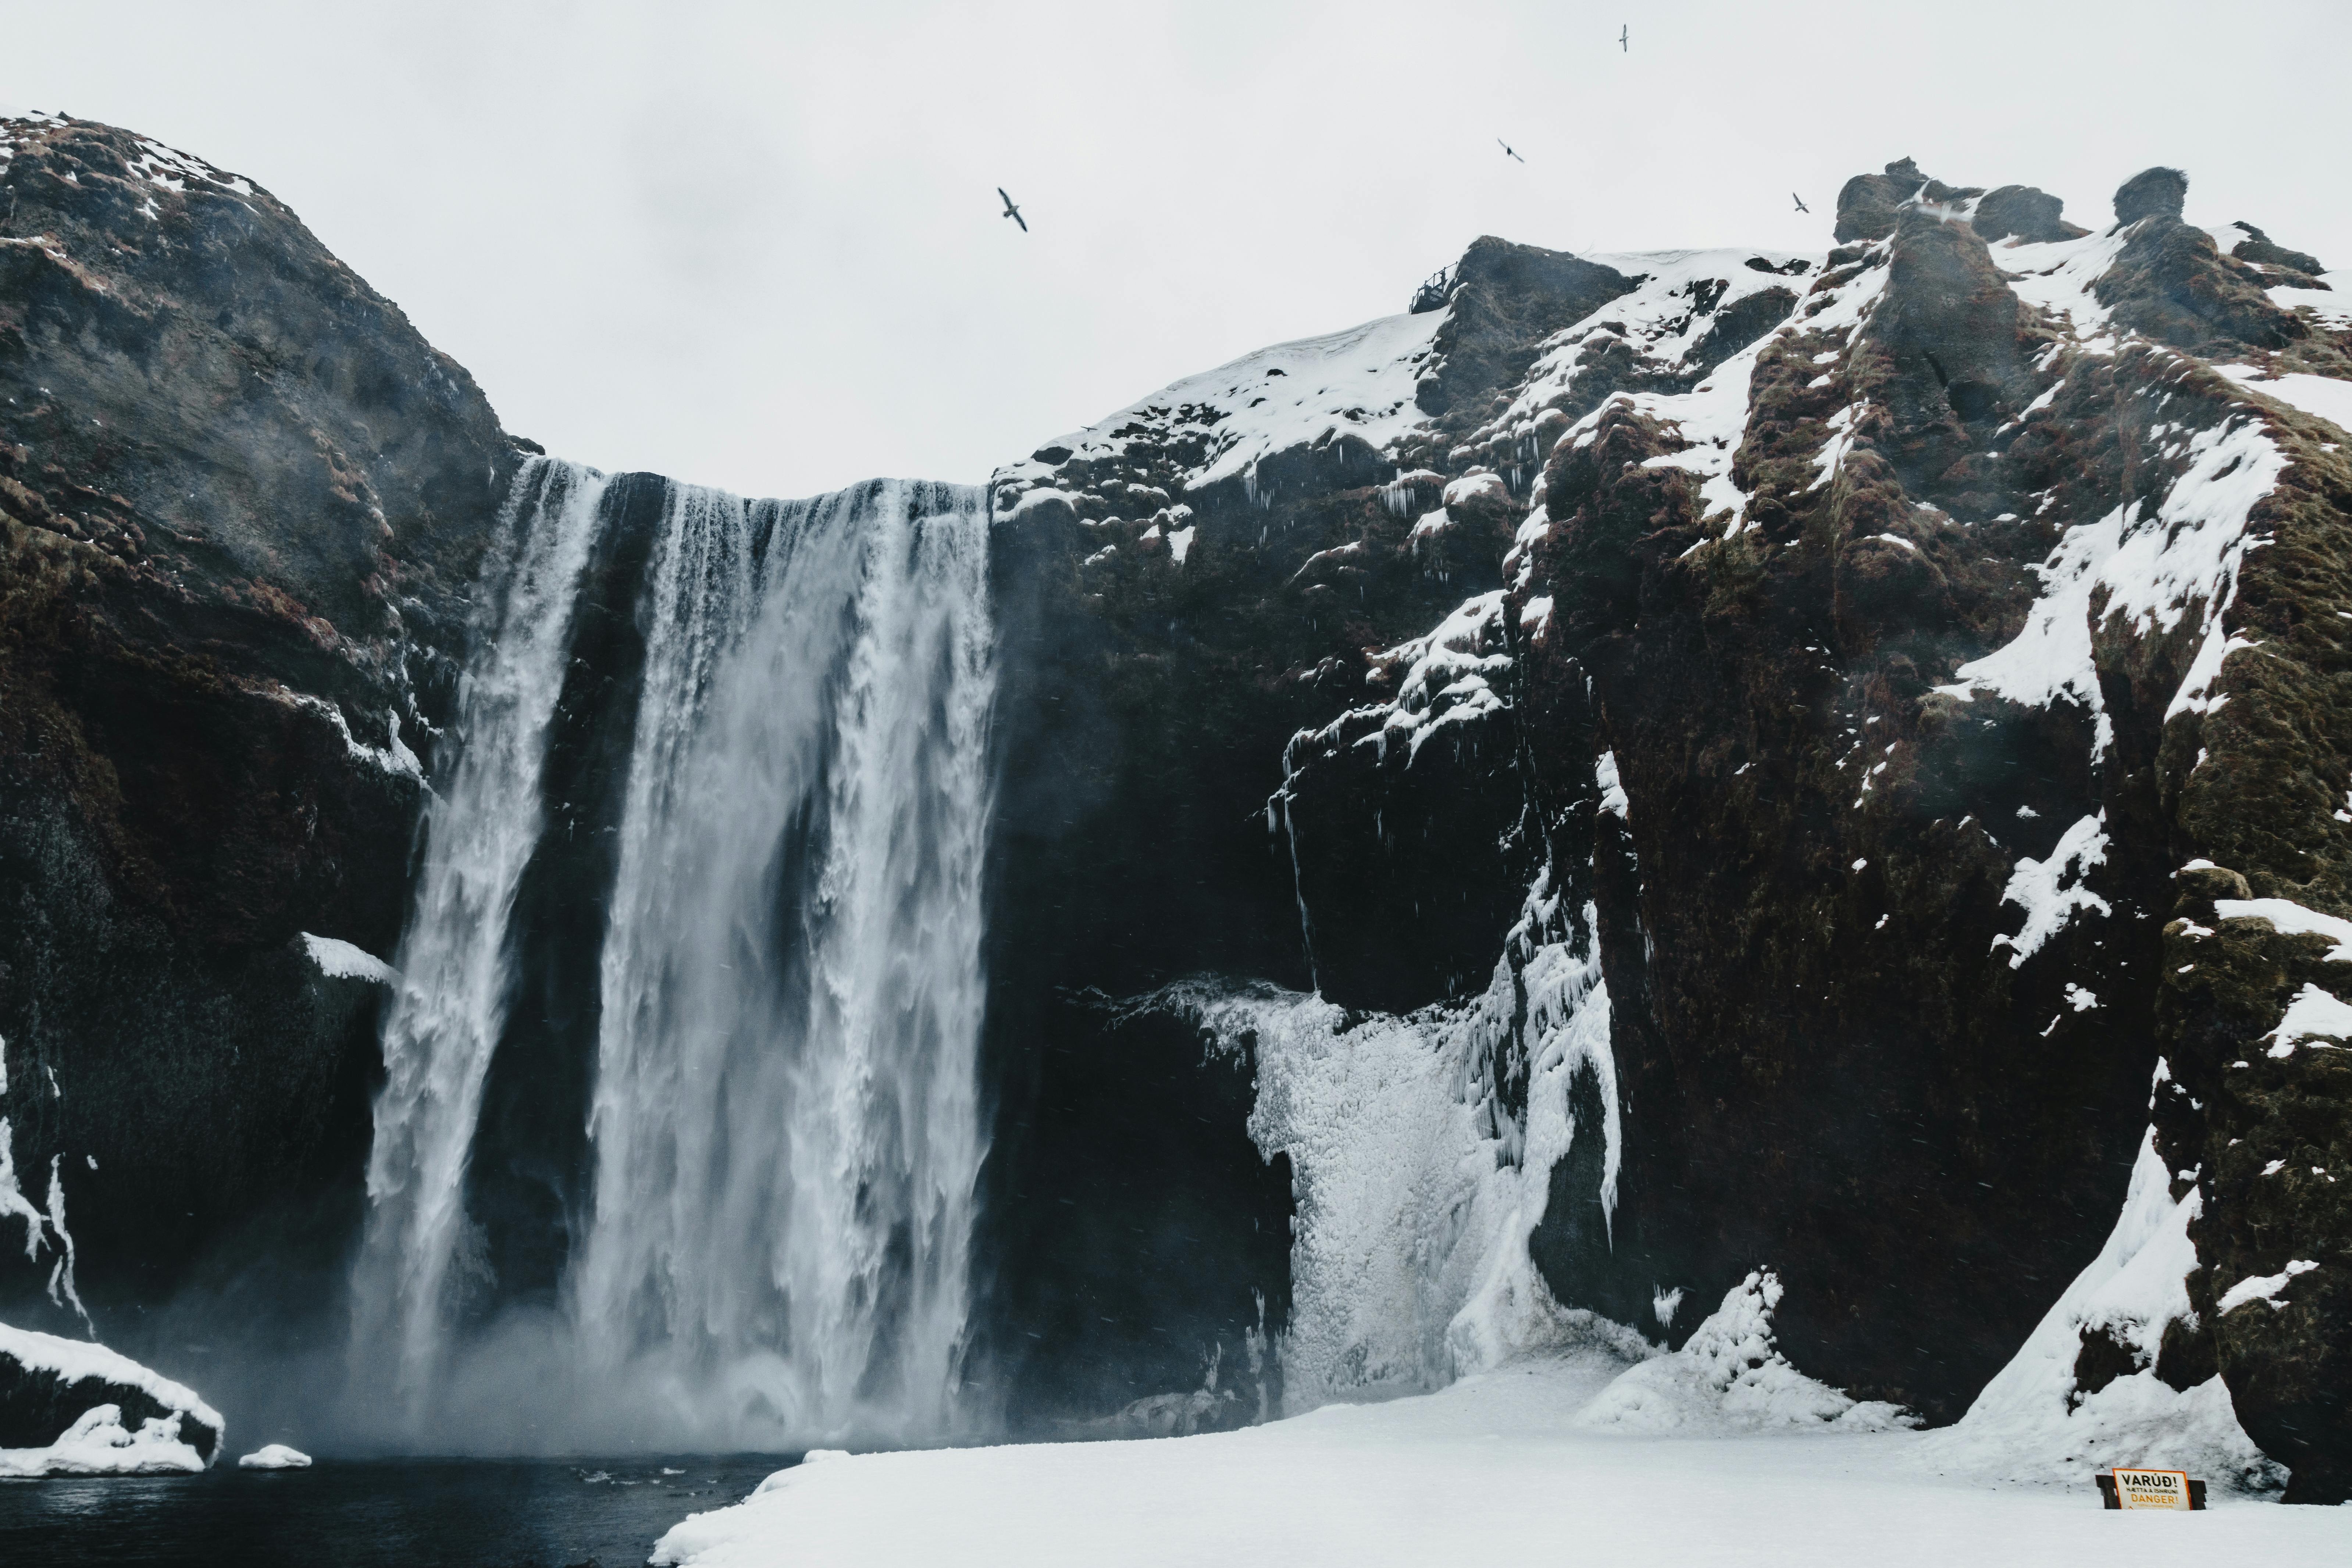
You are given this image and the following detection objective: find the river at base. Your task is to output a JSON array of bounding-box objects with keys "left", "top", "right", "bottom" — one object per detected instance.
[{"left": 0, "top": 1454, "right": 801, "bottom": 1567}]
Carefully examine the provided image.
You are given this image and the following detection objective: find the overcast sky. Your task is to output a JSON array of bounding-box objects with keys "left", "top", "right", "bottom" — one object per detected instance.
[{"left": 6, "top": 0, "right": 2347, "bottom": 499}]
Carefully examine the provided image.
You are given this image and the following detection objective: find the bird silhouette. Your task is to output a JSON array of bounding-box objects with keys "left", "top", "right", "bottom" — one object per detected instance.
[
  {"left": 1792, "top": 193, "right": 1810, "bottom": 214},
  {"left": 998, "top": 188, "right": 1027, "bottom": 233},
  {"left": 1620, "top": 24, "right": 1628, "bottom": 50},
  {"left": 1497, "top": 138, "right": 1525, "bottom": 163}
]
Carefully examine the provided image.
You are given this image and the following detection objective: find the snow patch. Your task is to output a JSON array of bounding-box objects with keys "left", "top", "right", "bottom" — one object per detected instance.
[
  {"left": 238, "top": 1443, "right": 314, "bottom": 1469},
  {"left": 997, "top": 310, "right": 1442, "bottom": 499},
  {"left": 1574, "top": 1270, "right": 1913, "bottom": 1434},
  {"left": 2213, "top": 896, "right": 2352, "bottom": 960},
  {"left": 2217, "top": 1259, "right": 2318, "bottom": 1315},
  {"left": 302, "top": 932, "right": 398, "bottom": 986},
  {"left": 1990, "top": 812, "right": 2110, "bottom": 967},
  {"left": 2261, "top": 983, "right": 2352, "bottom": 1057},
  {"left": 2214, "top": 365, "right": 2352, "bottom": 436},
  {"left": 1939, "top": 416, "right": 2287, "bottom": 746}
]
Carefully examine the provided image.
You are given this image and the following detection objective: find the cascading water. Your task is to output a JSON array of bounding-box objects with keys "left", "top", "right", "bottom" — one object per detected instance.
[
  {"left": 350, "top": 458, "right": 612, "bottom": 1423},
  {"left": 349, "top": 460, "right": 995, "bottom": 1451}
]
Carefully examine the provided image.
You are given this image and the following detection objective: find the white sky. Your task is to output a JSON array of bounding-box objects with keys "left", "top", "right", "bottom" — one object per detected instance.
[{"left": 5, "top": 0, "right": 2347, "bottom": 499}]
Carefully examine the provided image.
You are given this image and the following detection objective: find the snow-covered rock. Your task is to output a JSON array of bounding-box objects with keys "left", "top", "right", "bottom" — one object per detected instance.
[
  {"left": 0, "top": 1403, "right": 210, "bottom": 1477},
  {"left": 1915, "top": 1128, "right": 2281, "bottom": 1493},
  {"left": 237, "top": 1442, "right": 314, "bottom": 1469},
  {"left": 0, "top": 1322, "right": 223, "bottom": 1465},
  {"left": 1574, "top": 1270, "right": 1914, "bottom": 1434}
]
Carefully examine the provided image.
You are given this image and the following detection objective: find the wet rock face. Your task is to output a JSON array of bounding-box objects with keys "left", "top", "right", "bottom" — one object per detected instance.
[{"left": 0, "top": 114, "right": 518, "bottom": 1334}]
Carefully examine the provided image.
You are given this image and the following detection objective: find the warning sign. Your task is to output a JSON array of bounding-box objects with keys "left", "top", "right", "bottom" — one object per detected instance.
[{"left": 2097, "top": 1468, "right": 2205, "bottom": 1510}]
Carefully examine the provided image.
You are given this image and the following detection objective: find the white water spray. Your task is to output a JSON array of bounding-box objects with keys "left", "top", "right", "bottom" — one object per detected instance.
[
  {"left": 351, "top": 467, "right": 994, "bottom": 1450},
  {"left": 352, "top": 457, "right": 610, "bottom": 1417}
]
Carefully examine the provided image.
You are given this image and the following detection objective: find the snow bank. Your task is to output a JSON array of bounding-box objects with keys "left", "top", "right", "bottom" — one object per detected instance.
[
  {"left": 237, "top": 1442, "right": 313, "bottom": 1469},
  {"left": 0, "top": 1403, "right": 209, "bottom": 1477},
  {"left": 1914, "top": 1129, "right": 2281, "bottom": 1493},
  {"left": 0, "top": 1321, "right": 224, "bottom": 1464},
  {"left": 649, "top": 1345, "right": 2345, "bottom": 1568},
  {"left": 1574, "top": 1270, "right": 1914, "bottom": 1433}
]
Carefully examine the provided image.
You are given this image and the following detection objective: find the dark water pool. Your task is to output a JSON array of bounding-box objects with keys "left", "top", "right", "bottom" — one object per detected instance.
[{"left": 0, "top": 1454, "right": 798, "bottom": 1567}]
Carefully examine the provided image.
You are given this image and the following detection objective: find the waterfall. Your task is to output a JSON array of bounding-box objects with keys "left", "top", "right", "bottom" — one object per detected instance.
[
  {"left": 351, "top": 458, "right": 611, "bottom": 1421},
  {"left": 350, "top": 462, "right": 995, "bottom": 1451}
]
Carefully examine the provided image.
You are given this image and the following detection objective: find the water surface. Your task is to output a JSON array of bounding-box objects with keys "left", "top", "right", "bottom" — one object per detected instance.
[{"left": 0, "top": 1454, "right": 795, "bottom": 1567}]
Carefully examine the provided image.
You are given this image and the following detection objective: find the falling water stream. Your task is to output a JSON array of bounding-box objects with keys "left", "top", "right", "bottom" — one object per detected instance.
[{"left": 350, "top": 461, "right": 994, "bottom": 1451}]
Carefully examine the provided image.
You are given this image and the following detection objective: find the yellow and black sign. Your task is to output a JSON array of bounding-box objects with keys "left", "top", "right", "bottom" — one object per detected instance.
[{"left": 2095, "top": 1468, "right": 2207, "bottom": 1510}]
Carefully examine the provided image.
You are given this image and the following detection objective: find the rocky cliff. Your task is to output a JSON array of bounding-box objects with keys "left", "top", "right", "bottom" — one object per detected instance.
[
  {"left": 3, "top": 115, "right": 2349, "bottom": 1501},
  {"left": 976, "top": 161, "right": 2352, "bottom": 1498},
  {"left": 0, "top": 112, "right": 523, "bottom": 1347}
]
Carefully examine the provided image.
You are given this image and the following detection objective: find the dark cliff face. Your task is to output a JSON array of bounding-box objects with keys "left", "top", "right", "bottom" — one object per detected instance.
[
  {"left": 979, "top": 159, "right": 2352, "bottom": 1493},
  {"left": 0, "top": 114, "right": 520, "bottom": 1339}
]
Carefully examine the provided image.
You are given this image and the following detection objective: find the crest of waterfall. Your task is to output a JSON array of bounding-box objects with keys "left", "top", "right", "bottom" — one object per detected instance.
[{"left": 349, "top": 464, "right": 994, "bottom": 1451}]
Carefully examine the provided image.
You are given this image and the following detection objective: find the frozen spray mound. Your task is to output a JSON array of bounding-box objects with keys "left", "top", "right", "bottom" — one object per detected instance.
[{"left": 1573, "top": 1270, "right": 1914, "bottom": 1434}]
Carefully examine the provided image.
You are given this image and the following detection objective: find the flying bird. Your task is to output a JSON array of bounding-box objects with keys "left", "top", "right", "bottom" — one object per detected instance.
[
  {"left": 1792, "top": 192, "right": 1810, "bottom": 214},
  {"left": 1620, "top": 24, "right": 1629, "bottom": 50},
  {"left": 1497, "top": 138, "right": 1524, "bottom": 163},
  {"left": 998, "top": 188, "right": 1027, "bottom": 233}
]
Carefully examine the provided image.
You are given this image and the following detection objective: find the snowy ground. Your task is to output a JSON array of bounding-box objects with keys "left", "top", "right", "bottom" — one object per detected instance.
[{"left": 653, "top": 1346, "right": 2350, "bottom": 1568}]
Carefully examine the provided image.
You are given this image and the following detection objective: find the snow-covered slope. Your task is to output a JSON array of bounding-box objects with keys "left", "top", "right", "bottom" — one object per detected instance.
[{"left": 649, "top": 1344, "right": 2350, "bottom": 1568}]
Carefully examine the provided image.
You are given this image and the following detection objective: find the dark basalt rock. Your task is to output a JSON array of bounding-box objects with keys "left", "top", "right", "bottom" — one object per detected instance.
[
  {"left": 1834, "top": 156, "right": 1934, "bottom": 243},
  {"left": 2225, "top": 222, "right": 2329, "bottom": 285},
  {"left": 0, "top": 114, "right": 518, "bottom": 1335},
  {"left": 2114, "top": 165, "right": 2190, "bottom": 225},
  {"left": 1973, "top": 184, "right": 2087, "bottom": 245},
  {"left": 2095, "top": 193, "right": 2307, "bottom": 354},
  {"left": 1412, "top": 237, "right": 1634, "bottom": 419},
  {"left": 2147, "top": 397, "right": 2352, "bottom": 1501}
]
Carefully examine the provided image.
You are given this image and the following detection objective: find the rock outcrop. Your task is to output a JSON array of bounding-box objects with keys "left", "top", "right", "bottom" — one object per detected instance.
[
  {"left": 983, "top": 157, "right": 2352, "bottom": 1496},
  {"left": 0, "top": 112, "right": 522, "bottom": 1337}
]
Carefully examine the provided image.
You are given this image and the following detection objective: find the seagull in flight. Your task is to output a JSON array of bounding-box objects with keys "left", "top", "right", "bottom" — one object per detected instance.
[
  {"left": 1792, "top": 192, "right": 1810, "bottom": 214},
  {"left": 998, "top": 188, "right": 1027, "bottom": 233},
  {"left": 1497, "top": 138, "right": 1525, "bottom": 163},
  {"left": 1620, "top": 24, "right": 1629, "bottom": 50}
]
